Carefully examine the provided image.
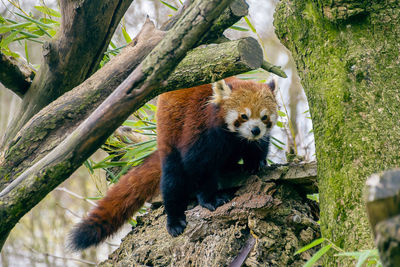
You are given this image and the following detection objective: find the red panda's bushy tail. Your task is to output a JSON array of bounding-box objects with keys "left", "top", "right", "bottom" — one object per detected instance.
[{"left": 68, "top": 151, "right": 161, "bottom": 251}]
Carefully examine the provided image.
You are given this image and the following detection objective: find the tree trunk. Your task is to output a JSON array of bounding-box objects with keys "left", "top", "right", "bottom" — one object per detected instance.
[{"left": 274, "top": 0, "right": 400, "bottom": 264}]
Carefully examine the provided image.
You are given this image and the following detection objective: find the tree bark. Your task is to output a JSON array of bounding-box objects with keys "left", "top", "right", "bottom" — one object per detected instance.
[
  {"left": 100, "top": 166, "right": 319, "bottom": 266},
  {"left": 274, "top": 0, "right": 400, "bottom": 264},
  {"left": 0, "top": 53, "right": 34, "bottom": 97}
]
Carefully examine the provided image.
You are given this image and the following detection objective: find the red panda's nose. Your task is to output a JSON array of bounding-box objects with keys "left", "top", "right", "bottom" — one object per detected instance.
[{"left": 251, "top": 127, "right": 261, "bottom": 136}]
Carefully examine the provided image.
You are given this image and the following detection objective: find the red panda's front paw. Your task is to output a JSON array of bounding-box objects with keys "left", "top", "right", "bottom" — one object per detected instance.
[
  {"left": 197, "top": 193, "right": 230, "bottom": 211},
  {"left": 166, "top": 216, "right": 187, "bottom": 237},
  {"left": 243, "top": 159, "right": 266, "bottom": 174}
]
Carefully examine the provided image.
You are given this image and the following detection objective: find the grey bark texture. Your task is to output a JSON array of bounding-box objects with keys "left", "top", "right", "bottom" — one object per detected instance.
[{"left": 274, "top": 1, "right": 400, "bottom": 264}]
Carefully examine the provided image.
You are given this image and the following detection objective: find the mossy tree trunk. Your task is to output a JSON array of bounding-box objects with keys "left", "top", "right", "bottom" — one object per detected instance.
[{"left": 274, "top": 0, "right": 400, "bottom": 263}]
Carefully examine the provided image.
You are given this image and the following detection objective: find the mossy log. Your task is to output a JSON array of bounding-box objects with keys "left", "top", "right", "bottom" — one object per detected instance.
[{"left": 366, "top": 170, "right": 400, "bottom": 266}]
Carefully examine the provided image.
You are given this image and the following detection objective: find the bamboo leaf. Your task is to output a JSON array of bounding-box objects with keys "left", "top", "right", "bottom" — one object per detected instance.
[
  {"left": 295, "top": 238, "right": 326, "bottom": 255},
  {"left": 244, "top": 16, "right": 256, "bottom": 33},
  {"left": 303, "top": 244, "right": 332, "bottom": 267},
  {"left": 34, "top": 6, "right": 61, "bottom": 17},
  {"left": 121, "top": 26, "right": 132, "bottom": 43},
  {"left": 229, "top": 25, "right": 249, "bottom": 31},
  {"left": 278, "top": 110, "right": 287, "bottom": 117},
  {"left": 0, "top": 22, "right": 32, "bottom": 34},
  {"left": 159, "top": 0, "right": 178, "bottom": 11}
]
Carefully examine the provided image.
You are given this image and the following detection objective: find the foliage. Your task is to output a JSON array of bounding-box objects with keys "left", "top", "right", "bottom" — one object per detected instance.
[
  {"left": 295, "top": 237, "right": 382, "bottom": 267},
  {"left": 0, "top": 2, "right": 60, "bottom": 64}
]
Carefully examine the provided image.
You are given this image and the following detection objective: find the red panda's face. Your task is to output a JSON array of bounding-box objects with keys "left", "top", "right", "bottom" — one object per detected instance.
[{"left": 211, "top": 79, "right": 277, "bottom": 141}]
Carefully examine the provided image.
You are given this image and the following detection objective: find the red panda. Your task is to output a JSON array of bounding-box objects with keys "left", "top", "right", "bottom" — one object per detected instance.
[{"left": 69, "top": 77, "right": 277, "bottom": 250}]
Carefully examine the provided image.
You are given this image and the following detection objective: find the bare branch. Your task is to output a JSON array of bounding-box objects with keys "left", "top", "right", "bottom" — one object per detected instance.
[
  {"left": 0, "top": 52, "right": 34, "bottom": 97},
  {"left": 0, "top": 0, "right": 235, "bottom": 250}
]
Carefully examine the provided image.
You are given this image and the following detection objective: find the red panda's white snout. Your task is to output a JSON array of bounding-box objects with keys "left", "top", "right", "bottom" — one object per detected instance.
[{"left": 224, "top": 108, "right": 277, "bottom": 141}]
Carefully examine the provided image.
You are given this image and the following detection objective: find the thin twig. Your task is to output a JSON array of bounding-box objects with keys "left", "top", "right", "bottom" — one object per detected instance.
[
  {"left": 26, "top": 246, "right": 98, "bottom": 266},
  {"left": 55, "top": 187, "right": 97, "bottom": 206}
]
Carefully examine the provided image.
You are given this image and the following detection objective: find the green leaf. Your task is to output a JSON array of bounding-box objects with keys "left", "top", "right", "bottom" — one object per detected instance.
[
  {"left": 16, "top": 13, "right": 52, "bottom": 29},
  {"left": 229, "top": 25, "right": 249, "bottom": 31},
  {"left": 356, "top": 251, "right": 374, "bottom": 267},
  {"left": 40, "top": 17, "right": 60, "bottom": 25},
  {"left": 34, "top": 6, "right": 61, "bottom": 17},
  {"left": 159, "top": 0, "right": 178, "bottom": 11},
  {"left": 139, "top": 125, "right": 157, "bottom": 130},
  {"left": 271, "top": 141, "right": 283, "bottom": 150},
  {"left": 278, "top": 110, "right": 287, "bottom": 117},
  {"left": 83, "top": 160, "right": 94, "bottom": 174},
  {"left": 121, "top": 26, "right": 132, "bottom": 43},
  {"left": 0, "top": 22, "right": 32, "bottom": 34},
  {"left": 1, "top": 48, "right": 20, "bottom": 58},
  {"left": 24, "top": 40, "right": 29, "bottom": 64},
  {"left": 86, "top": 196, "right": 103, "bottom": 200},
  {"left": 276, "top": 121, "right": 284, "bottom": 128},
  {"left": 303, "top": 244, "right": 332, "bottom": 267},
  {"left": 244, "top": 16, "right": 257, "bottom": 33},
  {"left": 1, "top": 30, "right": 20, "bottom": 48},
  {"left": 271, "top": 136, "right": 285, "bottom": 146},
  {"left": 295, "top": 237, "right": 326, "bottom": 255},
  {"left": 19, "top": 30, "right": 41, "bottom": 38},
  {"left": 307, "top": 193, "right": 319, "bottom": 203}
]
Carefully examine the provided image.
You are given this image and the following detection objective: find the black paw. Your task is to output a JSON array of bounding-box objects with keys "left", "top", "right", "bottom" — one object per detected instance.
[
  {"left": 243, "top": 159, "right": 266, "bottom": 174},
  {"left": 166, "top": 216, "right": 187, "bottom": 237},
  {"left": 198, "top": 193, "right": 230, "bottom": 211}
]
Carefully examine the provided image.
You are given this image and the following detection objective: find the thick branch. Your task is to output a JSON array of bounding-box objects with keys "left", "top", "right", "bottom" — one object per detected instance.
[
  {"left": 0, "top": 53, "right": 34, "bottom": 97},
  {"left": 3, "top": 0, "right": 134, "bottom": 145},
  {"left": 0, "top": 0, "right": 234, "bottom": 251}
]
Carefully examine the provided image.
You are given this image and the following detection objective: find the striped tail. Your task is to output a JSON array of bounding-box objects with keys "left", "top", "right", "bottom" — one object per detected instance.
[{"left": 69, "top": 151, "right": 161, "bottom": 250}]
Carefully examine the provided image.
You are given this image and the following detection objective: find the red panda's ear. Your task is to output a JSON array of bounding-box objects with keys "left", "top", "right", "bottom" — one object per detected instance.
[
  {"left": 267, "top": 79, "right": 276, "bottom": 92},
  {"left": 211, "top": 79, "right": 232, "bottom": 104}
]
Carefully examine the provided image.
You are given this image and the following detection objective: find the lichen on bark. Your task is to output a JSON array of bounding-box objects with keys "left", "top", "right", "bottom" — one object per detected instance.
[{"left": 274, "top": 0, "right": 400, "bottom": 263}]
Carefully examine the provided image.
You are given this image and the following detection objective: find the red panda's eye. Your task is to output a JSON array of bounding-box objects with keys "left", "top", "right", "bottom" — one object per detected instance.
[
  {"left": 241, "top": 114, "right": 248, "bottom": 120},
  {"left": 261, "top": 115, "right": 268, "bottom": 120}
]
